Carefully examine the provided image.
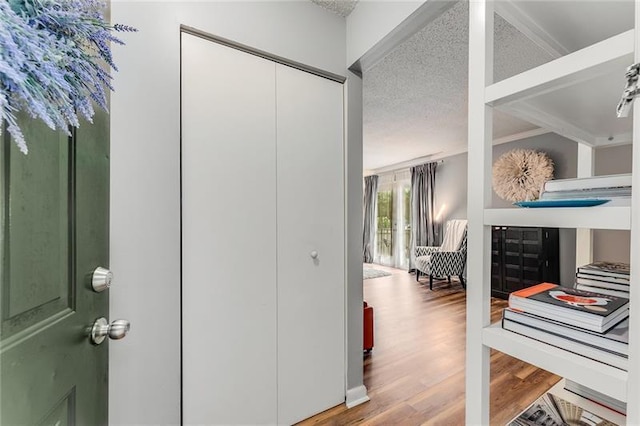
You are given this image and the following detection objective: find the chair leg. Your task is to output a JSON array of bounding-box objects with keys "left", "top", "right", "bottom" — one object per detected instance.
[
  {"left": 447, "top": 275, "right": 451, "bottom": 283},
  {"left": 429, "top": 275, "right": 433, "bottom": 290},
  {"left": 459, "top": 275, "right": 466, "bottom": 290},
  {"left": 416, "top": 270, "right": 420, "bottom": 282}
]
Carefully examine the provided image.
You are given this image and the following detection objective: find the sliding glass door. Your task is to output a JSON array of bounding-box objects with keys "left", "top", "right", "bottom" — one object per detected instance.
[
  {"left": 400, "top": 185, "right": 411, "bottom": 270},
  {"left": 374, "top": 175, "right": 411, "bottom": 269}
]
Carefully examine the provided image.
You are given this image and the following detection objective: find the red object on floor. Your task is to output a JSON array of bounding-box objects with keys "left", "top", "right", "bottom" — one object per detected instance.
[{"left": 363, "top": 301, "right": 374, "bottom": 352}]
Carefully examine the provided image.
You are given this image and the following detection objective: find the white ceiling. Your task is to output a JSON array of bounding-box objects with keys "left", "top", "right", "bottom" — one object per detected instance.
[
  {"left": 360, "top": 0, "right": 634, "bottom": 171},
  {"left": 511, "top": 1, "right": 633, "bottom": 53},
  {"left": 310, "top": 0, "right": 358, "bottom": 17},
  {"left": 362, "top": 1, "right": 550, "bottom": 170}
]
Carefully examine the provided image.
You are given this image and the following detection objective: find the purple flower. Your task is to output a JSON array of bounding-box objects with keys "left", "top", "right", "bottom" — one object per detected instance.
[{"left": 0, "top": 0, "right": 137, "bottom": 154}]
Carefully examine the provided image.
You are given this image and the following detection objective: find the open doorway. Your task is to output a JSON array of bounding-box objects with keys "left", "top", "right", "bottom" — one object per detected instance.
[
  {"left": 311, "top": 0, "right": 632, "bottom": 423},
  {"left": 354, "top": 3, "right": 563, "bottom": 421}
]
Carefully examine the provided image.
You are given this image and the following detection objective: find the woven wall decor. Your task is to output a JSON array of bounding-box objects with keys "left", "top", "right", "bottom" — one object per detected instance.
[{"left": 492, "top": 149, "right": 554, "bottom": 202}]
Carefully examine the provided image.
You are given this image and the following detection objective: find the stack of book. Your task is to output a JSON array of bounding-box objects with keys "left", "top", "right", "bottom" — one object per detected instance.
[
  {"left": 539, "top": 173, "right": 631, "bottom": 203},
  {"left": 502, "top": 282, "right": 629, "bottom": 370},
  {"left": 576, "top": 261, "right": 630, "bottom": 299}
]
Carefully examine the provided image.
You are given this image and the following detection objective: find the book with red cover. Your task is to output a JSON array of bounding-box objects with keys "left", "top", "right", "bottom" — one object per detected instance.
[{"left": 508, "top": 283, "right": 629, "bottom": 333}]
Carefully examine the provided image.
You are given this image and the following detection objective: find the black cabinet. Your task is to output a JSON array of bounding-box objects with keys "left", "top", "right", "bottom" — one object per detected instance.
[{"left": 491, "top": 226, "right": 560, "bottom": 299}]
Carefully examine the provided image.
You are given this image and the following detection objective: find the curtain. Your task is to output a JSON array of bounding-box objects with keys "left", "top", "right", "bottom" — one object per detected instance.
[
  {"left": 362, "top": 175, "right": 379, "bottom": 263},
  {"left": 409, "top": 162, "right": 438, "bottom": 270}
]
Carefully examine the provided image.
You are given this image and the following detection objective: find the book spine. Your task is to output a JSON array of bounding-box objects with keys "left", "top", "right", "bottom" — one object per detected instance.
[
  {"left": 503, "top": 318, "right": 628, "bottom": 357},
  {"left": 576, "top": 273, "right": 630, "bottom": 284},
  {"left": 563, "top": 380, "right": 627, "bottom": 414},
  {"left": 575, "top": 284, "right": 630, "bottom": 298},
  {"left": 540, "top": 189, "right": 631, "bottom": 199},
  {"left": 575, "top": 277, "right": 630, "bottom": 291},
  {"left": 544, "top": 174, "right": 632, "bottom": 192},
  {"left": 503, "top": 309, "right": 629, "bottom": 355},
  {"left": 577, "top": 268, "right": 630, "bottom": 279},
  {"left": 502, "top": 320, "right": 628, "bottom": 370}
]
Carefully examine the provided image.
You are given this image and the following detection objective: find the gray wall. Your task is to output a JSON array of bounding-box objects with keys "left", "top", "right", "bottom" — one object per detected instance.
[
  {"left": 593, "top": 144, "right": 633, "bottom": 264},
  {"left": 435, "top": 132, "right": 578, "bottom": 286},
  {"left": 110, "top": 3, "right": 348, "bottom": 424},
  {"left": 345, "top": 71, "right": 365, "bottom": 396},
  {"left": 435, "top": 152, "right": 468, "bottom": 221}
]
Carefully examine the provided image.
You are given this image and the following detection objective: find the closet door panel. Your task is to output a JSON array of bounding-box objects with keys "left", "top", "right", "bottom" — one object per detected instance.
[
  {"left": 276, "top": 64, "right": 345, "bottom": 424},
  {"left": 181, "top": 33, "right": 277, "bottom": 424}
]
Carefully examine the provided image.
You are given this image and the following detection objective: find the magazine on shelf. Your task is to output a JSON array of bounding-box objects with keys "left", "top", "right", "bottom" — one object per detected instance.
[
  {"left": 575, "top": 284, "right": 629, "bottom": 299},
  {"left": 503, "top": 309, "right": 629, "bottom": 356},
  {"left": 508, "top": 283, "right": 629, "bottom": 333},
  {"left": 575, "top": 273, "right": 630, "bottom": 287},
  {"left": 502, "top": 319, "right": 628, "bottom": 370},
  {"left": 543, "top": 174, "right": 631, "bottom": 192},
  {"left": 578, "top": 262, "right": 630, "bottom": 279},
  {"left": 507, "top": 390, "right": 621, "bottom": 426},
  {"left": 507, "top": 392, "right": 565, "bottom": 426}
]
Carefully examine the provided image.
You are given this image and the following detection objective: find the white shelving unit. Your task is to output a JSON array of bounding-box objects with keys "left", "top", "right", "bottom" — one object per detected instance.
[
  {"left": 466, "top": 1, "right": 640, "bottom": 424},
  {"left": 483, "top": 324, "right": 627, "bottom": 402}
]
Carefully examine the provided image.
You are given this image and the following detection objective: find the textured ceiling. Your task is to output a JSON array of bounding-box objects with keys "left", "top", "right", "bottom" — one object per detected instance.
[
  {"left": 363, "top": 1, "right": 555, "bottom": 171},
  {"left": 513, "top": 1, "right": 633, "bottom": 53},
  {"left": 310, "top": 0, "right": 359, "bottom": 17}
]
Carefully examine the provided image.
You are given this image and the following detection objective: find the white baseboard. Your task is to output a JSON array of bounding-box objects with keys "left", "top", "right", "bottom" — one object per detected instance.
[{"left": 346, "top": 385, "right": 370, "bottom": 408}]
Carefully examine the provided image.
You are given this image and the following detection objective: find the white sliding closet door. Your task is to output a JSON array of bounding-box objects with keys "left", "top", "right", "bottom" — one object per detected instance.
[
  {"left": 181, "top": 33, "right": 278, "bottom": 424},
  {"left": 276, "top": 64, "right": 345, "bottom": 425}
]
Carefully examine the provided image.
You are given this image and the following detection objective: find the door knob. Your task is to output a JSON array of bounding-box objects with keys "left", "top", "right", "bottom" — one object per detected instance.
[
  {"left": 90, "top": 317, "right": 131, "bottom": 345},
  {"left": 310, "top": 250, "right": 319, "bottom": 259},
  {"left": 92, "top": 267, "right": 113, "bottom": 292}
]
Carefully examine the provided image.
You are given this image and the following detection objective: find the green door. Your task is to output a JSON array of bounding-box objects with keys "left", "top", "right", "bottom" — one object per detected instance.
[{"left": 0, "top": 106, "right": 110, "bottom": 425}]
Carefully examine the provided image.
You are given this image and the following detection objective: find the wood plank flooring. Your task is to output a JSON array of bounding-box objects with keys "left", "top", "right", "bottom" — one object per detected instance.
[{"left": 298, "top": 266, "right": 559, "bottom": 426}]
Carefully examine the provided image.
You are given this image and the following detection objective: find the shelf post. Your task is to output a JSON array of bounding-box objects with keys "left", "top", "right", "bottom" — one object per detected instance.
[
  {"left": 575, "top": 143, "right": 594, "bottom": 268},
  {"left": 466, "top": 0, "right": 493, "bottom": 424},
  {"left": 626, "top": 0, "right": 640, "bottom": 420}
]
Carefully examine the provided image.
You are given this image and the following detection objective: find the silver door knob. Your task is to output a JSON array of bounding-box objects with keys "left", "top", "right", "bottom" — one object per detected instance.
[
  {"left": 310, "top": 250, "right": 319, "bottom": 259},
  {"left": 92, "top": 267, "right": 113, "bottom": 293},
  {"left": 90, "top": 317, "right": 131, "bottom": 345}
]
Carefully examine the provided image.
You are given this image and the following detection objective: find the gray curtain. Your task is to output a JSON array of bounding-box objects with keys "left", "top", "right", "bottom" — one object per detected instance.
[
  {"left": 362, "top": 175, "right": 379, "bottom": 263},
  {"left": 410, "top": 162, "right": 438, "bottom": 270}
]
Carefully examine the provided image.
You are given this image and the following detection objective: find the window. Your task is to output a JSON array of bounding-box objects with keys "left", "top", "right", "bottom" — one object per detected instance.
[{"left": 373, "top": 172, "right": 411, "bottom": 269}]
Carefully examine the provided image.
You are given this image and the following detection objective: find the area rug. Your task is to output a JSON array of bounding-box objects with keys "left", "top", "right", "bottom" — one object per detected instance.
[{"left": 363, "top": 266, "right": 392, "bottom": 280}]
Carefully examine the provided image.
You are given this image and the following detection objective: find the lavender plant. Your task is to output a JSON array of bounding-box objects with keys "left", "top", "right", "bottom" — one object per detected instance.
[{"left": 0, "top": 0, "right": 136, "bottom": 153}]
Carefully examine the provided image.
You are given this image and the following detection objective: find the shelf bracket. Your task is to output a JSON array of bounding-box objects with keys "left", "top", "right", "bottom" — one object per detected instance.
[{"left": 616, "top": 62, "right": 640, "bottom": 118}]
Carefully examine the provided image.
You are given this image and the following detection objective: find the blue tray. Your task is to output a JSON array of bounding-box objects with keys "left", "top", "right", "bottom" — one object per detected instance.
[{"left": 514, "top": 199, "right": 610, "bottom": 208}]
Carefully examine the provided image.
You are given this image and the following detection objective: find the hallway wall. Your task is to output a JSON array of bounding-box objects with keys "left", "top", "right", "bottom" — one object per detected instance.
[{"left": 110, "top": 3, "right": 346, "bottom": 423}]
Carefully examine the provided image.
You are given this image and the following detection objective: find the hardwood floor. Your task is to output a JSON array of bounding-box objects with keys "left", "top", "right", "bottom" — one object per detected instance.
[{"left": 298, "top": 266, "right": 559, "bottom": 426}]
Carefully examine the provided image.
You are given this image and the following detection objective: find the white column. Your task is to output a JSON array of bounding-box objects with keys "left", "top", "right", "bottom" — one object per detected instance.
[
  {"left": 625, "top": 0, "right": 640, "bottom": 421},
  {"left": 466, "top": 1, "right": 494, "bottom": 424},
  {"left": 344, "top": 70, "right": 369, "bottom": 407},
  {"left": 575, "top": 143, "right": 594, "bottom": 267}
]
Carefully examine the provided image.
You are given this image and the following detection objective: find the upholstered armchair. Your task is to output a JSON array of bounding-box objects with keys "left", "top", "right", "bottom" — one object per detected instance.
[{"left": 415, "top": 219, "right": 468, "bottom": 290}]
